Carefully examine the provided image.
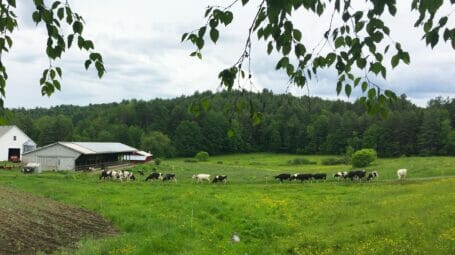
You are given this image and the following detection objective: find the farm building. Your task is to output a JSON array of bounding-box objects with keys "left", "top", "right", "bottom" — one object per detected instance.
[
  {"left": 0, "top": 125, "right": 36, "bottom": 162},
  {"left": 22, "top": 142, "right": 138, "bottom": 171}
]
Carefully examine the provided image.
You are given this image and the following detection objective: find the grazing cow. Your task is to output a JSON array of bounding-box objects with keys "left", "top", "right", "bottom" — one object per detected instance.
[
  {"left": 110, "top": 170, "right": 120, "bottom": 180},
  {"left": 312, "top": 173, "right": 327, "bottom": 181},
  {"left": 292, "top": 173, "right": 313, "bottom": 182},
  {"left": 99, "top": 169, "right": 111, "bottom": 180},
  {"left": 344, "top": 170, "right": 367, "bottom": 181},
  {"left": 290, "top": 173, "right": 301, "bottom": 181},
  {"left": 212, "top": 175, "right": 228, "bottom": 183},
  {"left": 119, "top": 170, "right": 136, "bottom": 181},
  {"left": 333, "top": 171, "right": 347, "bottom": 181},
  {"left": 274, "top": 173, "right": 292, "bottom": 182},
  {"left": 138, "top": 170, "right": 145, "bottom": 176},
  {"left": 397, "top": 169, "right": 407, "bottom": 180},
  {"left": 162, "top": 173, "right": 176, "bottom": 182},
  {"left": 192, "top": 174, "right": 211, "bottom": 182},
  {"left": 145, "top": 172, "right": 162, "bottom": 181},
  {"left": 367, "top": 171, "right": 379, "bottom": 181}
]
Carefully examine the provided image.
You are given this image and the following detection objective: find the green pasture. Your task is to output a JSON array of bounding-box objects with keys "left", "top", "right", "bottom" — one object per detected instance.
[{"left": 0, "top": 154, "right": 454, "bottom": 254}]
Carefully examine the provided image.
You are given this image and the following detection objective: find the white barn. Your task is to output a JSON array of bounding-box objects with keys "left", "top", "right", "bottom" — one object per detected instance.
[
  {"left": 0, "top": 125, "right": 36, "bottom": 161},
  {"left": 22, "top": 142, "right": 137, "bottom": 171}
]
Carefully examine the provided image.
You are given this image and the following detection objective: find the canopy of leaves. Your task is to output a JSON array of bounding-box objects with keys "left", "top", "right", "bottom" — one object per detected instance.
[
  {"left": 0, "top": 0, "right": 104, "bottom": 112},
  {"left": 184, "top": 0, "right": 455, "bottom": 116}
]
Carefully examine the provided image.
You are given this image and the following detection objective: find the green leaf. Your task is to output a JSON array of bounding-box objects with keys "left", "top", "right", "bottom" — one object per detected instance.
[
  {"left": 368, "top": 88, "right": 376, "bottom": 98},
  {"left": 334, "top": 37, "right": 344, "bottom": 48},
  {"left": 336, "top": 81, "right": 342, "bottom": 95},
  {"left": 84, "top": 59, "right": 92, "bottom": 70},
  {"left": 56, "top": 67, "right": 62, "bottom": 77},
  {"left": 293, "top": 29, "right": 302, "bottom": 41},
  {"left": 53, "top": 80, "right": 61, "bottom": 90},
  {"left": 391, "top": 55, "right": 399, "bottom": 68},
  {"left": 210, "top": 28, "right": 219, "bottom": 43},
  {"left": 181, "top": 33, "right": 188, "bottom": 42},
  {"left": 72, "top": 21, "right": 83, "bottom": 34},
  {"left": 6, "top": 0, "right": 16, "bottom": 7},
  {"left": 361, "top": 81, "right": 368, "bottom": 92},
  {"left": 32, "top": 11, "right": 41, "bottom": 23},
  {"left": 227, "top": 129, "right": 235, "bottom": 138},
  {"left": 345, "top": 84, "right": 352, "bottom": 97},
  {"left": 67, "top": 34, "right": 74, "bottom": 48}
]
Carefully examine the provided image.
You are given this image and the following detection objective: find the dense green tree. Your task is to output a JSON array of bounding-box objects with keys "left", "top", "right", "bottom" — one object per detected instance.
[
  {"left": 141, "top": 131, "right": 175, "bottom": 158},
  {"left": 174, "top": 121, "right": 204, "bottom": 157}
]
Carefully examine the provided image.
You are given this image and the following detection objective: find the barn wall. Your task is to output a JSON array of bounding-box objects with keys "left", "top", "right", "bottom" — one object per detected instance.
[
  {"left": 0, "top": 126, "right": 35, "bottom": 161},
  {"left": 22, "top": 144, "right": 81, "bottom": 171}
]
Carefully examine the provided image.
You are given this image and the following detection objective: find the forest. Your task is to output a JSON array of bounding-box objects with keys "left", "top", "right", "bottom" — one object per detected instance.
[{"left": 7, "top": 90, "right": 455, "bottom": 158}]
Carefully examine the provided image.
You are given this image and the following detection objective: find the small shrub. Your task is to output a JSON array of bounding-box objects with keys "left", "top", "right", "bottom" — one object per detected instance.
[
  {"left": 154, "top": 158, "right": 161, "bottom": 165},
  {"left": 195, "top": 151, "right": 209, "bottom": 162},
  {"left": 321, "top": 157, "right": 346, "bottom": 165},
  {"left": 287, "top": 158, "right": 317, "bottom": 165},
  {"left": 217, "top": 161, "right": 223, "bottom": 164},
  {"left": 184, "top": 158, "right": 198, "bottom": 163},
  {"left": 352, "top": 149, "right": 377, "bottom": 168}
]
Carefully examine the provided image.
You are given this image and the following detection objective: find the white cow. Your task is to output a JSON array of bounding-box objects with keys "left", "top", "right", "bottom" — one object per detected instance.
[
  {"left": 192, "top": 173, "right": 211, "bottom": 182},
  {"left": 397, "top": 169, "right": 407, "bottom": 180},
  {"left": 117, "top": 170, "right": 136, "bottom": 182}
]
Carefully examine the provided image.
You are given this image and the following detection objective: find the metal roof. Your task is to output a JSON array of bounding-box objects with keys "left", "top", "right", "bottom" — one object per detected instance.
[
  {"left": 23, "top": 142, "right": 138, "bottom": 155},
  {"left": 59, "top": 142, "right": 137, "bottom": 154},
  {"left": 0, "top": 125, "right": 14, "bottom": 137}
]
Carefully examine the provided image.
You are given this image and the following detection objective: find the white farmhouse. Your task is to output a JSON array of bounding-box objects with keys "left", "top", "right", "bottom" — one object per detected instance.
[{"left": 0, "top": 125, "right": 36, "bottom": 161}]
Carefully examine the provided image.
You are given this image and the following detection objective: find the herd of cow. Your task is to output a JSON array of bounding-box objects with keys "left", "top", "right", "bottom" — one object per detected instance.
[
  {"left": 99, "top": 168, "right": 408, "bottom": 183},
  {"left": 274, "top": 170, "right": 379, "bottom": 182}
]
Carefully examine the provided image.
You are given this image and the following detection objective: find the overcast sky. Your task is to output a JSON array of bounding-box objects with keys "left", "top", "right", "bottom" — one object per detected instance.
[{"left": 4, "top": 0, "right": 455, "bottom": 109}]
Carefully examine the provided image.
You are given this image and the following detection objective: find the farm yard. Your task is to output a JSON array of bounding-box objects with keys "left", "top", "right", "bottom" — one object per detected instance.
[{"left": 0, "top": 153, "right": 454, "bottom": 255}]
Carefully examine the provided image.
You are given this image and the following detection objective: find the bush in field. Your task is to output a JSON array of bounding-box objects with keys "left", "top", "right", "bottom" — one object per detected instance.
[
  {"left": 154, "top": 158, "right": 161, "bottom": 165},
  {"left": 352, "top": 149, "right": 377, "bottom": 168},
  {"left": 321, "top": 157, "right": 346, "bottom": 165},
  {"left": 287, "top": 158, "right": 316, "bottom": 165},
  {"left": 195, "top": 151, "right": 209, "bottom": 162}
]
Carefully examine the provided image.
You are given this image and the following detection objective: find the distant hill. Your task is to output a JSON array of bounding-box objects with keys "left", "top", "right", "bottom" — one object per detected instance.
[{"left": 6, "top": 90, "right": 455, "bottom": 157}]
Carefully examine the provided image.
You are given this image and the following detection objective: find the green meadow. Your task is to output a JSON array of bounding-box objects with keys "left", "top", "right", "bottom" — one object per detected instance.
[{"left": 0, "top": 154, "right": 454, "bottom": 254}]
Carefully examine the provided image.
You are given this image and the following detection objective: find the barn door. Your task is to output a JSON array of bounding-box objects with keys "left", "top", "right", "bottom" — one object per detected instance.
[{"left": 8, "top": 148, "right": 20, "bottom": 162}]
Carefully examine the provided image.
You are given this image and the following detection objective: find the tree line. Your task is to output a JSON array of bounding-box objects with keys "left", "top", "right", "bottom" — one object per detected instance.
[{"left": 8, "top": 90, "right": 455, "bottom": 158}]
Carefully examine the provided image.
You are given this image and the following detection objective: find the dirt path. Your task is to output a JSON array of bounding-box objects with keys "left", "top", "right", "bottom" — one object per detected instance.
[{"left": 0, "top": 186, "right": 117, "bottom": 255}]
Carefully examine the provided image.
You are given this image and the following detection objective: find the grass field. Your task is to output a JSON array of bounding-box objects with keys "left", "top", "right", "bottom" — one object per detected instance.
[{"left": 0, "top": 154, "right": 454, "bottom": 254}]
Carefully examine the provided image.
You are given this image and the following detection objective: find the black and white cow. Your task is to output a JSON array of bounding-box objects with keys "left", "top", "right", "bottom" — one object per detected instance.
[
  {"left": 99, "top": 169, "right": 111, "bottom": 180},
  {"left": 162, "top": 173, "right": 176, "bottom": 182},
  {"left": 145, "top": 172, "right": 162, "bottom": 181},
  {"left": 312, "top": 173, "right": 327, "bottom": 181},
  {"left": 367, "top": 171, "right": 379, "bottom": 181},
  {"left": 275, "top": 173, "right": 292, "bottom": 182},
  {"left": 212, "top": 175, "right": 228, "bottom": 183},
  {"left": 119, "top": 170, "right": 136, "bottom": 181},
  {"left": 333, "top": 171, "right": 348, "bottom": 181},
  {"left": 344, "top": 170, "right": 367, "bottom": 181},
  {"left": 291, "top": 173, "right": 313, "bottom": 182}
]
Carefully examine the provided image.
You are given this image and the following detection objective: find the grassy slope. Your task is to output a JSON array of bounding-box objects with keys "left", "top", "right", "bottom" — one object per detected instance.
[{"left": 0, "top": 154, "right": 454, "bottom": 255}]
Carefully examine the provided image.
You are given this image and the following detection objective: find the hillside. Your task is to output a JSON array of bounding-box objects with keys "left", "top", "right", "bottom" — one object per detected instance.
[{"left": 7, "top": 91, "right": 455, "bottom": 158}]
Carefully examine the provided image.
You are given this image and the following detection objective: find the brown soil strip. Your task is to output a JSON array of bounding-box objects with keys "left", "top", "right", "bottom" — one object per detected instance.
[{"left": 0, "top": 186, "right": 117, "bottom": 254}]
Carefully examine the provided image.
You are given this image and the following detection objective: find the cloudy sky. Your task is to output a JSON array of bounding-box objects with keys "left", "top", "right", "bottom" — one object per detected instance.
[{"left": 4, "top": 0, "right": 455, "bottom": 109}]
